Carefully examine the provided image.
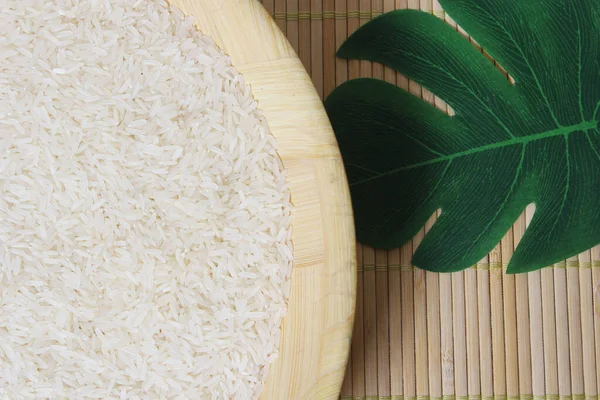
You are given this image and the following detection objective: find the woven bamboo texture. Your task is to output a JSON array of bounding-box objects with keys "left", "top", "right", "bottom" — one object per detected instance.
[{"left": 257, "top": 0, "right": 600, "bottom": 399}]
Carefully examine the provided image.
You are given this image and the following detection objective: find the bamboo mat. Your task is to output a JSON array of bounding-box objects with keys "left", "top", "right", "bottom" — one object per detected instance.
[{"left": 257, "top": 1, "right": 600, "bottom": 399}]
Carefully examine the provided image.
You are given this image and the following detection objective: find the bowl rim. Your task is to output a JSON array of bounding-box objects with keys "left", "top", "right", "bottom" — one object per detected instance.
[{"left": 167, "top": 0, "right": 357, "bottom": 398}]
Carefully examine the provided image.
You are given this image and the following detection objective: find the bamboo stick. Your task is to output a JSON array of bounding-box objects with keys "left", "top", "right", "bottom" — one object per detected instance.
[
  {"left": 554, "top": 261, "right": 572, "bottom": 397},
  {"left": 389, "top": 247, "right": 403, "bottom": 397},
  {"left": 528, "top": 268, "right": 545, "bottom": 396},
  {"left": 286, "top": 0, "right": 299, "bottom": 53},
  {"left": 440, "top": 270, "right": 454, "bottom": 399},
  {"left": 402, "top": 241, "right": 416, "bottom": 400},
  {"left": 465, "top": 265, "right": 481, "bottom": 398},
  {"left": 376, "top": 249, "right": 391, "bottom": 397},
  {"left": 432, "top": 0, "right": 444, "bottom": 20},
  {"left": 453, "top": 269, "right": 468, "bottom": 400},
  {"left": 490, "top": 244, "right": 506, "bottom": 399},
  {"left": 579, "top": 250, "right": 597, "bottom": 400},
  {"left": 425, "top": 212, "right": 441, "bottom": 400},
  {"left": 397, "top": 0, "right": 408, "bottom": 9},
  {"left": 310, "top": 0, "right": 324, "bottom": 98},
  {"left": 359, "top": 0, "right": 371, "bottom": 78},
  {"left": 335, "top": 0, "right": 348, "bottom": 86},
  {"left": 501, "top": 226, "right": 520, "bottom": 399},
  {"left": 427, "top": 267, "right": 442, "bottom": 400},
  {"left": 322, "top": 0, "right": 335, "bottom": 97},
  {"left": 347, "top": 0, "right": 360, "bottom": 103},
  {"left": 514, "top": 212, "right": 532, "bottom": 397},
  {"left": 353, "top": 244, "right": 366, "bottom": 398},
  {"left": 364, "top": 246, "right": 378, "bottom": 396},
  {"left": 525, "top": 206, "right": 545, "bottom": 398},
  {"left": 298, "top": 0, "right": 311, "bottom": 73},
  {"left": 478, "top": 254, "right": 493, "bottom": 400},
  {"left": 541, "top": 261, "right": 558, "bottom": 397},
  {"left": 567, "top": 254, "right": 584, "bottom": 398},
  {"left": 593, "top": 246, "right": 600, "bottom": 397},
  {"left": 274, "top": 0, "right": 286, "bottom": 33},
  {"left": 414, "top": 230, "right": 429, "bottom": 400}
]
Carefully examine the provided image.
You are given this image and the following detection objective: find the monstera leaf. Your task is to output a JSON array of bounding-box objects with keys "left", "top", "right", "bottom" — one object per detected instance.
[{"left": 324, "top": 0, "right": 600, "bottom": 273}]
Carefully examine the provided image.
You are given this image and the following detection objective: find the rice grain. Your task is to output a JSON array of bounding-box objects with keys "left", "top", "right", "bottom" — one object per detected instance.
[{"left": 0, "top": 0, "right": 293, "bottom": 398}]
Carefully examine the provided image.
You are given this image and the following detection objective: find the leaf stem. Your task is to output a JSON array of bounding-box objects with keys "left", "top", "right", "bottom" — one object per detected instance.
[{"left": 352, "top": 119, "right": 597, "bottom": 186}]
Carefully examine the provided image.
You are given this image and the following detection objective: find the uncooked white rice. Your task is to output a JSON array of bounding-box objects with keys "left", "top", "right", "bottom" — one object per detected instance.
[{"left": 0, "top": 0, "right": 293, "bottom": 398}]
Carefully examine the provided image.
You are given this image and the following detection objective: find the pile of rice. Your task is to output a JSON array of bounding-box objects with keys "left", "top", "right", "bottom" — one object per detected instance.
[{"left": 0, "top": 0, "right": 293, "bottom": 398}]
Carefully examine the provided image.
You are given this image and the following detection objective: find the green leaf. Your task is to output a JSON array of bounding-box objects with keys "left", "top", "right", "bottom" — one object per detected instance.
[{"left": 324, "top": 1, "right": 600, "bottom": 273}]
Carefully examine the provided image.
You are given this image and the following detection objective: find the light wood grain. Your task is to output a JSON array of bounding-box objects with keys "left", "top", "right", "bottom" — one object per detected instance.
[{"left": 167, "top": 1, "right": 356, "bottom": 398}]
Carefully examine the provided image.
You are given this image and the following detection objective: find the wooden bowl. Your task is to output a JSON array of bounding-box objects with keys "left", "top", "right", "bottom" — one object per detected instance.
[{"left": 168, "top": 0, "right": 357, "bottom": 398}]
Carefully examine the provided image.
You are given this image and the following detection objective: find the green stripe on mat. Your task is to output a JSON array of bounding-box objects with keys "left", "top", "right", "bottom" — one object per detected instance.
[
  {"left": 554, "top": 261, "right": 596, "bottom": 269},
  {"left": 273, "top": 11, "right": 383, "bottom": 20},
  {"left": 271, "top": 10, "right": 447, "bottom": 21},
  {"left": 359, "top": 264, "right": 415, "bottom": 272},
  {"left": 357, "top": 260, "right": 600, "bottom": 272},
  {"left": 341, "top": 396, "right": 594, "bottom": 400}
]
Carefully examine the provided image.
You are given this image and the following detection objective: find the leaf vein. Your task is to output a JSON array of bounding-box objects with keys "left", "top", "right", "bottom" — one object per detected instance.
[
  {"left": 351, "top": 120, "right": 595, "bottom": 187},
  {"left": 547, "top": 135, "right": 571, "bottom": 237},
  {"left": 585, "top": 130, "right": 600, "bottom": 162},
  {"left": 402, "top": 49, "right": 516, "bottom": 140},
  {"left": 462, "top": 143, "right": 526, "bottom": 260},
  {"left": 573, "top": 0, "right": 586, "bottom": 121},
  {"left": 378, "top": 160, "right": 453, "bottom": 229},
  {"left": 371, "top": 119, "right": 446, "bottom": 157},
  {"left": 485, "top": 10, "right": 563, "bottom": 127}
]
